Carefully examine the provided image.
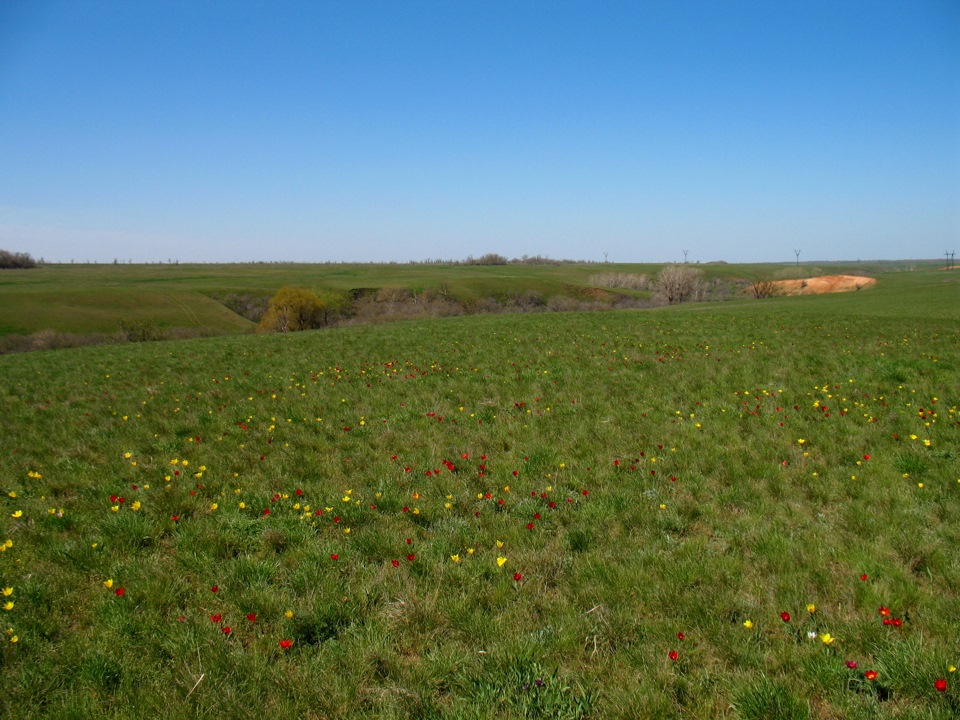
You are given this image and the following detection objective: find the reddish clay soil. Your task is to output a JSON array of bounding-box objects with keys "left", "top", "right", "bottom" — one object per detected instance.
[{"left": 770, "top": 274, "right": 876, "bottom": 295}]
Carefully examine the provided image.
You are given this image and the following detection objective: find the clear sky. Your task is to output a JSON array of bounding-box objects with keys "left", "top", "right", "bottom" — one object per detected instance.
[{"left": 1, "top": 1, "right": 958, "bottom": 264}]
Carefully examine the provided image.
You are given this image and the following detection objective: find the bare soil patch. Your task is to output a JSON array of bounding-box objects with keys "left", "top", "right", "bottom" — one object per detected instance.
[{"left": 770, "top": 274, "right": 876, "bottom": 296}]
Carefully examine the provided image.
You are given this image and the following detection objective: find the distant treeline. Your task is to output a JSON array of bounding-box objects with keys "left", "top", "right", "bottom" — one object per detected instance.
[
  {"left": 87, "top": 254, "right": 601, "bottom": 266},
  {"left": 0, "top": 250, "right": 38, "bottom": 269},
  {"left": 413, "top": 254, "right": 590, "bottom": 266}
]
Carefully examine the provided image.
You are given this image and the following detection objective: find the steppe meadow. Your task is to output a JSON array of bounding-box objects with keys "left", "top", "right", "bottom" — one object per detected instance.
[{"left": 0, "top": 263, "right": 958, "bottom": 719}]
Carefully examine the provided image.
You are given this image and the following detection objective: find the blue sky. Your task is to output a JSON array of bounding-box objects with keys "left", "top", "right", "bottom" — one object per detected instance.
[{"left": 1, "top": 1, "right": 958, "bottom": 264}]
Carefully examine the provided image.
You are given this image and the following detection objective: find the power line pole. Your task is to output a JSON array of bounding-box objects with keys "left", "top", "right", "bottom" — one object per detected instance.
[
  {"left": 682, "top": 250, "right": 689, "bottom": 263},
  {"left": 794, "top": 249, "right": 801, "bottom": 267},
  {"left": 946, "top": 250, "right": 955, "bottom": 270}
]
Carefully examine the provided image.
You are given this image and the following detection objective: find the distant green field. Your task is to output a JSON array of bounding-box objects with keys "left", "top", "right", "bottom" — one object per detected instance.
[
  {"left": 0, "top": 259, "right": 936, "bottom": 337},
  {"left": 0, "top": 267, "right": 957, "bottom": 718}
]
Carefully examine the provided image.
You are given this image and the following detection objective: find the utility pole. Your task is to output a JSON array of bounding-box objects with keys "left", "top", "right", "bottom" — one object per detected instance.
[
  {"left": 682, "top": 250, "right": 689, "bottom": 264},
  {"left": 794, "top": 249, "right": 801, "bottom": 267},
  {"left": 946, "top": 250, "right": 955, "bottom": 270},
  {"left": 604, "top": 251, "right": 609, "bottom": 264}
]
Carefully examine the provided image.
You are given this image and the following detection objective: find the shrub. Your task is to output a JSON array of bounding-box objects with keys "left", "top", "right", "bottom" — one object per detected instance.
[
  {"left": 118, "top": 319, "right": 166, "bottom": 342},
  {"left": 256, "top": 286, "right": 335, "bottom": 333},
  {"left": 655, "top": 264, "right": 703, "bottom": 304},
  {"left": 464, "top": 253, "right": 509, "bottom": 265},
  {"left": 750, "top": 279, "right": 783, "bottom": 299},
  {"left": 588, "top": 272, "right": 651, "bottom": 290}
]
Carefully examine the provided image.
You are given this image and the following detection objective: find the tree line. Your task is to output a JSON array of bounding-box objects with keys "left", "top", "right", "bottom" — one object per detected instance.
[{"left": 0, "top": 250, "right": 37, "bottom": 269}]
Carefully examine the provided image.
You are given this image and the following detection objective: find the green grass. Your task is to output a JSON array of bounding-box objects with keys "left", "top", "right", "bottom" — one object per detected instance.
[
  {"left": 0, "top": 267, "right": 958, "bottom": 718},
  {"left": 0, "top": 259, "right": 941, "bottom": 336}
]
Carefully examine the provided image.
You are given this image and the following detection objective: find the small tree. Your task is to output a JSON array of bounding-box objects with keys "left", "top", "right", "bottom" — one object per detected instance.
[
  {"left": 655, "top": 264, "right": 703, "bottom": 304},
  {"left": 257, "top": 286, "right": 330, "bottom": 333}
]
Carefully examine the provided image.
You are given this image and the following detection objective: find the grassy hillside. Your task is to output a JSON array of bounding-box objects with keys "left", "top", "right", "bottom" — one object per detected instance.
[
  {"left": 0, "top": 272, "right": 957, "bottom": 718},
  {"left": 0, "top": 260, "right": 931, "bottom": 337}
]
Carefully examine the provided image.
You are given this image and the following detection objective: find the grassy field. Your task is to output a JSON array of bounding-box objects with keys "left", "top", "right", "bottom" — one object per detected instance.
[
  {"left": 0, "top": 267, "right": 958, "bottom": 718},
  {"left": 0, "top": 259, "right": 932, "bottom": 337}
]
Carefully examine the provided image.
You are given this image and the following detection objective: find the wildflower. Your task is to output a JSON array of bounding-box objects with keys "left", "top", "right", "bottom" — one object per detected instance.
[
  {"left": 103, "top": 579, "right": 113, "bottom": 589},
  {"left": 114, "top": 588, "right": 125, "bottom": 597},
  {"left": 246, "top": 613, "right": 256, "bottom": 622},
  {"left": 820, "top": 633, "right": 835, "bottom": 645},
  {"left": 780, "top": 611, "right": 791, "bottom": 622},
  {"left": 807, "top": 631, "right": 818, "bottom": 640},
  {"left": 222, "top": 626, "right": 232, "bottom": 635},
  {"left": 934, "top": 679, "right": 947, "bottom": 692},
  {"left": 668, "top": 650, "right": 678, "bottom": 661},
  {"left": 878, "top": 606, "right": 890, "bottom": 617},
  {"left": 845, "top": 660, "right": 858, "bottom": 669},
  {"left": 743, "top": 619, "right": 753, "bottom": 629},
  {"left": 284, "top": 610, "right": 293, "bottom": 619},
  {"left": 279, "top": 639, "right": 293, "bottom": 650},
  {"left": 865, "top": 670, "right": 878, "bottom": 681},
  {"left": 450, "top": 555, "right": 460, "bottom": 563},
  {"left": 496, "top": 557, "right": 507, "bottom": 567},
  {"left": 1, "top": 588, "right": 12, "bottom": 597},
  {"left": 210, "top": 614, "right": 222, "bottom": 623},
  {"left": 10, "top": 510, "right": 22, "bottom": 519},
  {"left": 806, "top": 604, "right": 816, "bottom": 614},
  {"left": 211, "top": 585, "right": 219, "bottom": 593},
  {"left": 2, "top": 602, "right": 13, "bottom": 611},
  {"left": 513, "top": 572, "right": 523, "bottom": 581}
]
